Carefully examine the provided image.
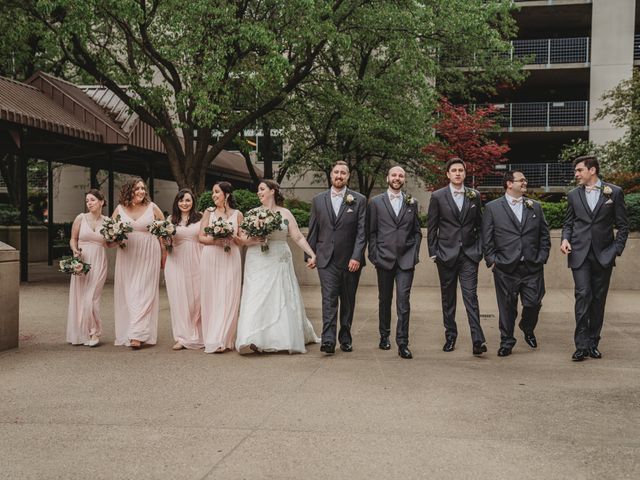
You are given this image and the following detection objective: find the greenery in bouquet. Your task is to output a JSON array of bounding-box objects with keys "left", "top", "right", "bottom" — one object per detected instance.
[
  {"left": 240, "top": 208, "right": 285, "bottom": 252},
  {"left": 100, "top": 215, "right": 133, "bottom": 249},
  {"left": 58, "top": 255, "right": 91, "bottom": 276},
  {"left": 147, "top": 219, "right": 177, "bottom": 252},
  {"left": 204, "top": 217, "right": 235, "bottom": 252}
]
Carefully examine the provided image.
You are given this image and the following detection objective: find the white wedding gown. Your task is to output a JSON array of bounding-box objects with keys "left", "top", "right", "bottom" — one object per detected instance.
[{"left": 236, "top": 222, "right": 320, "bottom": 354}]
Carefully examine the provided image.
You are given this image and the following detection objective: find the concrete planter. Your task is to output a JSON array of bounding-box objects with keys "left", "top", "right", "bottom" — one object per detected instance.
[
  {"left": 0, "top": 241, "right": 19, "bottom": 351},
  {"left": 0, "top": 226, "right": 49, "bottom": 262}
]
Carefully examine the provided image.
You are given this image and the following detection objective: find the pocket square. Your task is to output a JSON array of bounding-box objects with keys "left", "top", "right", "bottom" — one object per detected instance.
[
  {"left": 347, "top": 208, "right": 354, "bottom": 212},
  {"left": 605, "top": 199, "right": 614, "bottom": 205},
  {"left": 471, "top": 204, "right": 476, "bottom": 209}
]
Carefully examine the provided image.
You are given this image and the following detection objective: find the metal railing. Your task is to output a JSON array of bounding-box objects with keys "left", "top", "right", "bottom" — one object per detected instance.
[
  {"left": 479, "top": 163, "right": 575, "bottom": 190},
  {"left": 634, "top": 35, "right": 640, "bottom": 61},
  {"left": 511, "top": 37, "right": 590, "bottom": 65},
  {"left": 486, "top": 101, "right": 589, "bottom": 130}
]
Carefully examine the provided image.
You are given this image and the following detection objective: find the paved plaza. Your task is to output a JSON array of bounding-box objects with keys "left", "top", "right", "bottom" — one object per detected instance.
[{"left": 2, "top": 265, "right": 640, "bottom": 479}]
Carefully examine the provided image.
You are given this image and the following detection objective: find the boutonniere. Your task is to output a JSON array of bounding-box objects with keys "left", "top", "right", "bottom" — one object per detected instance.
[
  {"left": 602, "top": 185, "right": 612, "bottom": 197},
  {"left": 404, "top": 193, "right": 416, "bottom": 205},
  {"left": 464, "top": 189, "right": 477, "bottom": 200},
  {"left": 524, "top": 199, "right": 534, "bottom": 209},
  {"left": 344, "top": 193, "right": 355, "bottom": 205}
]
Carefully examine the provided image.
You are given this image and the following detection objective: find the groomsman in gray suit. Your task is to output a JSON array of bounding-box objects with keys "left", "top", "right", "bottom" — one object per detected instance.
[
  {"left": 561, "top": 155, "right": 628, "bottom": 362},
  {"left": 482, "top": 170, "right": 550, "bottom": 357},
  {"left": 307, "top": 161, "right": 367, "bottom": 354},
  {"left": 427, "top": 157, "right": 487, "bottom": 355},
  {"left": 367, "top": 166, "right": 422, "bottom": 359}
]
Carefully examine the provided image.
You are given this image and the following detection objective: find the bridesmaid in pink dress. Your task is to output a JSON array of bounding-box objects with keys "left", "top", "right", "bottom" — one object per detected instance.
[
  {"left": 112, "top": 178, "right": 164, "bottom": 349},
  {"left": 199, "top": 182, "right": 243, "bottom": 353},
  {"left": 66, "top": 189, "right": 109, "bottom": 346},
  {"left": 165, "top": 188, "right": 204, "bottom": 350}
]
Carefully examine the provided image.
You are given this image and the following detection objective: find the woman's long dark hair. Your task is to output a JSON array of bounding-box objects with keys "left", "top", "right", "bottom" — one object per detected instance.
[
  {"left": 261, "top": 179, "right": 284, "bottom": 206},
  {"left": 214, "top": 181, "right": 237, "bottom": 209},
  {"left": 171, "top": 189, "right": 202, "bottom": 226}
]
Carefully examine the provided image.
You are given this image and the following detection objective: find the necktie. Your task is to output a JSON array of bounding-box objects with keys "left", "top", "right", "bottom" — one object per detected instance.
[
  {"left": 453, "top": 190, "right": 464, "bottom": 197},
  {"left": 585, "top": 185, "right": 599, "bottom": 193},
  {"left": 511, "top": 197, "right": 523, "bottom": 205},
  {"left": 331, "top": 191, "right": 343, "bottom": 197}
]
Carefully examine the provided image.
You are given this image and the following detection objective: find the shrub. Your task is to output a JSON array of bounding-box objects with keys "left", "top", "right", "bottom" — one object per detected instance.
[
  {"left": 197, "top": 188, "right": 261, "bottom": 214},
  {"left": 284, "top": 198, "right": 311, "bottom": 213},
  {"left": 603, "top": 172, "right": 640, "bottom": 194},
  {"left": 625, "top": 193, "right": 640, "bottom": 232},
  {"left": 0, "top": 204, "right": 40, "bottom": 225},
  {"left": 290, "top": 208, "right": 310, "bottom": 227},
  {"left": 540, "top": 201, "right": 567, "bottom": 230}
]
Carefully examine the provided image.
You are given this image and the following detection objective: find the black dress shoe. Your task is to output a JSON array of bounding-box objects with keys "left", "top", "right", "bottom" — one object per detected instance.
[
  {"left": 442, "top": 338, "right": 456, "bottom": 352},
  {"left": 497, "top": 347, "right": 512, "bottom": 357},
  {"left": 379, "top": 337, "right": 391, "bottom": 350},
  {"left": 589, "top": 347, "right": 602, "bottom": 359},
  {"left": 398, "top": 345, "right": 413, "bottom": 359},
  {"left": 472, "top": 342, "right": 487, "bottom": 356},
  {"left": 572, "top": 349, "right": 588, "bottom": 362},
  {"left": 340, "top": 343, "right": 353, "bottom": 352},
  {"left": 320, "top": 342, "right": 335, "bottom": 354},
  {"left": 523, "top": 333, "right": 537, "bottom": 349}
]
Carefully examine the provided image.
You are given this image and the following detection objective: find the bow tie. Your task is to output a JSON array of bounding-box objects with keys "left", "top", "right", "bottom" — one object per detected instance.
[
  {"left": 331, "top": 191, "right": 344, "bottom": 198},
  {"left": 585, "top": 185, "right": 600, "bottom": 193},
  {"left": 389, "top": 193, "right": 402, "bottom": 200},
  {"left": 510, "top": 198, "right": 523, "bottom": 205},
  {"left": 452, "top": 190, "right": 465, "bottom": 197}
]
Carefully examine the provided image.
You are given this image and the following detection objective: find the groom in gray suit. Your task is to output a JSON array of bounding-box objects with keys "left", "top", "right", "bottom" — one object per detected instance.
[
  {"left": 307, "top": 161, "right": 367, "bottom": 354},
  {"left": 367, "top": 166, "right": 422, "bottom": 359},
  {"left": 482, "top": 170, "right": 551, "bottom": 357},
  {"left": 427, "top": 157, "right": 487, "bottom": 355},
  {"left": 561, "top": 155, "right": 628, "bottom": 361}
]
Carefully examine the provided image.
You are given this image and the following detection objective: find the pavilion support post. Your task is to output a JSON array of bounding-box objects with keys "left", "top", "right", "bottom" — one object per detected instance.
[
  {"left": 90, "top": 164, "right": 99, "bottom": 189},
  {"left": 47, "top": 159, "right": 54, "bottom": 266},
  {"left": 147, "top": 159, "right": 155, "bottom": 201},
  {"left": 19, "top": 131, "right": 28, "bottom": 282},
  {"left": 107, "top": 151, "right": 115, "bottom": 214}
]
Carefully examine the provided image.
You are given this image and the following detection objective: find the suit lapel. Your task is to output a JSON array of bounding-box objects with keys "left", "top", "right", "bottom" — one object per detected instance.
[
  {"left": 577, "top": 187, "right": 592, "bottom": 218},
  {"left": 591, "top": 183, "right": 608, "bottom": 219},
  {"left": 520, "top": 199, "right": 530, "bottom": 231},
  {"left": 500, "top": 196, "right": 522, "bottom": 231},
  {"left": 444, "top": 190, "right": 462, "bottom": 224},
  {"left": 459, "top": 190, "right": 471, "bottom": 224},
  {"left": 381, "top": 193, "right": 398, "bottom": 224},
  {"left": 324, "top": 190, "right": 337, "bottom": 224},
  {"left": 335, "top": 189, "right": 349, "bottom": 224}
]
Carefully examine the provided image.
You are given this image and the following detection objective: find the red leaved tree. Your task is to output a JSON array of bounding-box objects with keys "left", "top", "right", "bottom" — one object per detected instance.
[{"left": 422, "top": 97, "right": 509, "bottom": 189}]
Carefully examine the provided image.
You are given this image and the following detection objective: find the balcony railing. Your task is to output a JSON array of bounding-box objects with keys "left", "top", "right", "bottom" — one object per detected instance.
[
  {"left": 511, "top": 37, "right": 590, "bottom": 65},
  {"left": 487, "top": 101, "right": 589, "bottom": 130},
  {"left": 634, "top": 35, "right": 640, "bottom": 61},
  {"left": 478, "top": 163, "right": 575, "bottom": 190}
]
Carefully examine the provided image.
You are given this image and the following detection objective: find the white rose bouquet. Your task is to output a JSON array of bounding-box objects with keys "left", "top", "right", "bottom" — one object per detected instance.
[
  {"left": 147, "top": 219, "right": 177, "bottom": 252},
  {"left": 58, "top": 255, "right": 91, "bottom": 276},
  {"left": 240, "top": 208, "right": 285, "bottom": 252},
  {"left": 204, "top": 217, "right": 235, "bottom": 252},
  {"left": 100, "top": 215, "right": 133, "bottom": 248}
]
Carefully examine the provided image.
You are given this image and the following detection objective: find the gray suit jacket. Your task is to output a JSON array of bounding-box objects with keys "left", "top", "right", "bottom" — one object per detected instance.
[
  {"left": 427, "top": 186, "right": 483, "bottom": 267},
  {"left": 366, "top": 193, "right": 422, "bottom": 271},
  {"left": 561, "top": 183, "right": 628, "bottom": 269},
  {"left": 307, "top": 189, "right": 367, "bottom": 269},
  {"left": 482, "top": 196, "right": 551, "bottom": 273}
]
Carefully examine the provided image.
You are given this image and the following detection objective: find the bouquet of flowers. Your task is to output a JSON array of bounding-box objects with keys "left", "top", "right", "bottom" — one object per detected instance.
[
  {"left": 204, "top": 217, "right": 235, "bottom": 252},
  {"left": 100, "top": 215, "right": 133, "bottom": 248},
  {"left": 147, "top": 219, "right": 177, "bottom": 252},
  {"left": 240, "top": 208, "right": 285, "bottom": 252},
  {"left": 58, "top": 255, "right": 91, "bottom": 276}
]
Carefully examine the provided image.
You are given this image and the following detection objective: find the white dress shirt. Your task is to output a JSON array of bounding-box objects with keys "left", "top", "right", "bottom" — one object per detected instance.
[
  {"left": 387, "top": 189, "right": 403, "bottom": 216},
  {"left": 449, "top": 184, "right": 464, "bottom": 211},
  {"left": 330, "top": 187, "right": 346, "bottom": 216},
  {"left": 585, "top": 179, "right": 602, "bottom": 211},
  {"left": 505, "top": 193, "right": 523, "bottom": 223}
]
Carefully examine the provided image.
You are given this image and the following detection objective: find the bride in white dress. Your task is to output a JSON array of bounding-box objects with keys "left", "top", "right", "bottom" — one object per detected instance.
[{"left": 236, "top": 180, "right": 320, "bottom": 354}]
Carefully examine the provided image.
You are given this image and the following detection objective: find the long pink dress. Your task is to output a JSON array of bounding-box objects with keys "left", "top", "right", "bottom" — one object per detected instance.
[
  {"left": 114, "top": 203, "right": 161, "bottom": 346},
  {"left": 165, "top": 220, "right": 204, "bottom": 349},
  {"left": 201, "top": 209, "right": 242, "bottom": 353},
  {"left": 66, "top": 214, "right": 108, "bottom": 345}
]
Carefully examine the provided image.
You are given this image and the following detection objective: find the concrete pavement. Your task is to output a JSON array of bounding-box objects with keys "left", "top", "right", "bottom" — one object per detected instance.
[{"left": 1, "top": 265, "right": 640, "bottom": 479}]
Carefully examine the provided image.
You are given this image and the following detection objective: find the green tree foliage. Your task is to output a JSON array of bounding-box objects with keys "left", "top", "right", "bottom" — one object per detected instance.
[
  {"left": 275, "top": 0, "right": 521, "bottom": 197},
  {"left": 9, "top": 0, "right": 376, "bottom": 195}
]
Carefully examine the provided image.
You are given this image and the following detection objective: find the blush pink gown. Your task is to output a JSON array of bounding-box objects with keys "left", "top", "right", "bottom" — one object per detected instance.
[
  {"left": 201, "top": 210, "right": 242, "bottom": 353},
  {"left": 66, "top": 214, "right": 108, "bottom": 345},
  {"left": 114, "top": 203, "right": 161, "bottom": 346},
  {"left": 165, "top": 220, "right": 204, "bottom": 349}
]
